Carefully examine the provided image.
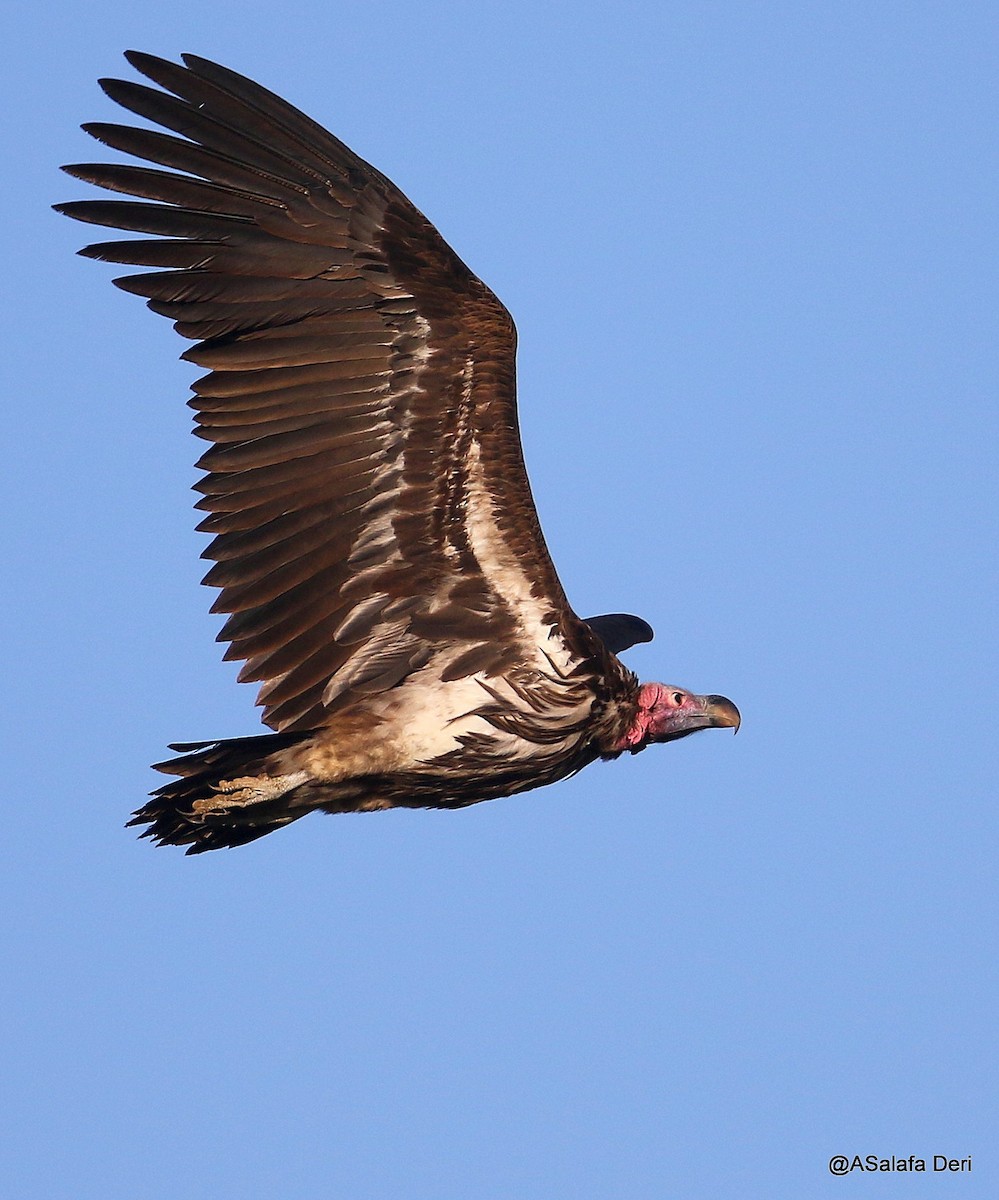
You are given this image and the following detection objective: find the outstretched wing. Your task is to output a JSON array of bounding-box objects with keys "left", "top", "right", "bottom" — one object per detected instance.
[{"left": 59, "top": 51, "right": 600, "bottom": 731}]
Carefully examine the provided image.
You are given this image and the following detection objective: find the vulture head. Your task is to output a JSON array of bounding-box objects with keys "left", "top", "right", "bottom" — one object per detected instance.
[{"left": 614, "top": 684, "right": 741, "bottom": 753}]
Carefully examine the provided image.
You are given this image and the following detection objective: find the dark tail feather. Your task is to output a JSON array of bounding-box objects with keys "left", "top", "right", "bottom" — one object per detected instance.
[{"left": 131, "top": 730, "right": 315, "bottom": 854}]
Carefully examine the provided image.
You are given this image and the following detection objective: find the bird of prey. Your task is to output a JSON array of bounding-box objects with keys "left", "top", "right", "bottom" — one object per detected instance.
[{"left": 58, "top": 52, "right": 739, "bottom": 852}]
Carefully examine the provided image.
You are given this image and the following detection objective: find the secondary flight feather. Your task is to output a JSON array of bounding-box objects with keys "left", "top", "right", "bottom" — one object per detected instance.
[{"left": 58, "top": 51, "right": 739, "bottom": 853}]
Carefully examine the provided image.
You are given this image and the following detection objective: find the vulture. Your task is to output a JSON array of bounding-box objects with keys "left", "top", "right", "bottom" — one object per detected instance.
[{"left": 58, "top": 51, "right": 740, "bottom": 853}]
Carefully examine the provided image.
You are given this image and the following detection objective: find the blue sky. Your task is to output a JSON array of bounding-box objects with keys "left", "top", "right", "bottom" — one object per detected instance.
[{"left": 3, "top": 2, "right": 996, "bottom": 1197}]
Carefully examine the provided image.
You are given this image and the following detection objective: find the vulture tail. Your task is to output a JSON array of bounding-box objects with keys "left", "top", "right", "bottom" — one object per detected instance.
[{"left": 131, "top": 731, "right": 316, "bottom": 854}]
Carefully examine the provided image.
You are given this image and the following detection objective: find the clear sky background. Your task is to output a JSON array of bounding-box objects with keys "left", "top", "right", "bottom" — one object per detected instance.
[{"left": 3, "top": 3, "right": 995, "bottom": 1197}]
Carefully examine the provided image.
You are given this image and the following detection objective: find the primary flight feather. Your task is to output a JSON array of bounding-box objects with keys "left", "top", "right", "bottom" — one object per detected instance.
[{"left": 58, "top": 51, "right": 739, "bottom": 853}]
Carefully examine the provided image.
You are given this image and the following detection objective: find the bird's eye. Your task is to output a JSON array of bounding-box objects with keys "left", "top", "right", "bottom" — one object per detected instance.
[{"left": 672, "top": 691, "right": 684, "bottom": 705}]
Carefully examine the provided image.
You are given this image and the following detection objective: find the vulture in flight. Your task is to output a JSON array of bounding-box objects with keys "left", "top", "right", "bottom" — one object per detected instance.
[{"left": 58, "top": 52, "right": 740, "bottom": 853}]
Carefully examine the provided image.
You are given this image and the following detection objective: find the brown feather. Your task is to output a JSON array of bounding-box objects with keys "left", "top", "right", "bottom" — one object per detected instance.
[{"left": 59, "top": 51, "right": 616, "bottom": 735}]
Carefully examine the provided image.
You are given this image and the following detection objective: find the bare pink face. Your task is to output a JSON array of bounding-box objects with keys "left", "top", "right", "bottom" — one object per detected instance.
[{"left": 615, "top": 683, "right": 741, "bottom": 752}]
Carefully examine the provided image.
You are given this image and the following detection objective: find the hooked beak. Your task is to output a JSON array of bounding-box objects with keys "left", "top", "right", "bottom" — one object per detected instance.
[
  {"left": 652, "top": 692, "right": 741, "bottom": 744},
  {"left": 701, "top": 693, "right": 741, "bottom": 732}
]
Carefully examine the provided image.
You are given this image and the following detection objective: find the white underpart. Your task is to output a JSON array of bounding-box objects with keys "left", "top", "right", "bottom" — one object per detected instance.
[
  {"left": 377, "top": 429, "right": 590, "bottom": 767},
  {"left": 374, "top": 670, "right": 502, "bottom": 762},
  {"left": 461, "top": 433, "right": 576, "bottom": 677}
]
